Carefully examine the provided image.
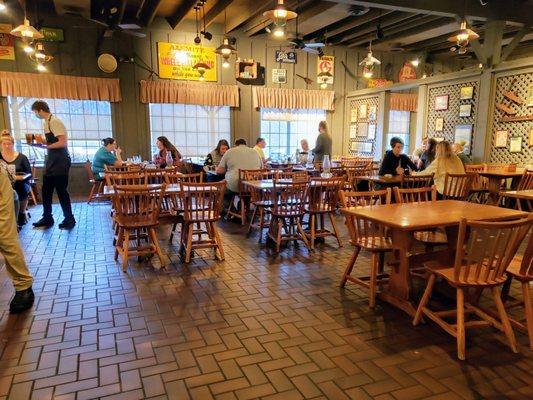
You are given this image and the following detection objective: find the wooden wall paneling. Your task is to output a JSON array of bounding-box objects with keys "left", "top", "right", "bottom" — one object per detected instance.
[
  {"left": 331, "top": 47, "right": 346, "bottom": 156},
  {"left": 233, "top": 37, "right": 253, "bottom": 144},
  {"left": 251, "top": 38, "right": 267, "bottom": 142},
  {"left": 293, "top": 50, "right": 308, "bottom": 90},
  {"left": 58, "top": 24, "right": 83, "bottom": 76},
  {"left": 344, "top": 48, "right": 358, "bottom": 93}
]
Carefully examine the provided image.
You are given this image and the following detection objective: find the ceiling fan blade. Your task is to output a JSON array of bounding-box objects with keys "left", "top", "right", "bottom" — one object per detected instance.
[
  {"left": 305, "top": 43, "right": 324, "bottom": 48},
  {"left": 118, "top": 23, "right": 142, "bottom": 30},
  {"left": 303, "top": 47, "right": 319, "bottom": 55},
  {"left": 120, "top": 29, "right": 147, "bottom": 38}
]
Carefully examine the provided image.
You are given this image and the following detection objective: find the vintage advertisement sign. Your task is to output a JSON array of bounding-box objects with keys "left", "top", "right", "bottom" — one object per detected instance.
[
  {"left": 275, "top": 50, "right": 297, "bottom": 64},
  {"left": 40, "top": 27, "right": 65, "bottom": 42},
  {"left": 399, "top": 62, "right": 417, "bottom": 82},
  {"left": 272, "top": 68, "right": 287, "bottom": 84},
  {"left": 317, "top": 55, "right": 334, "bottom": 85},
  {"left": 367, "top": 78, "right": 393, "bottom": 88},
  {"left": 0, "top": 34, "right": 15, "bottom": 60},
  {"left": 157, "top": 42, "right": 217, "bottom": 81}
]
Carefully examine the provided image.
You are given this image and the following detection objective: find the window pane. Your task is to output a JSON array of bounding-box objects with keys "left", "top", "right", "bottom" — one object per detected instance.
[
  {"left": 7, "top": 96, "right": 114, "bottom": 163},
  {"left": 387, "top": 111, "right": 411, "bottom": 154},
  {"left": 149, "top": 103, "right": 231, "bottom": 158}
]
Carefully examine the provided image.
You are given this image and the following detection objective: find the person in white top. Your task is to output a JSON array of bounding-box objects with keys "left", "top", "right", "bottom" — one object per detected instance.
[{"left": 31, "top": 100, "right": 75, "bottom": 230}]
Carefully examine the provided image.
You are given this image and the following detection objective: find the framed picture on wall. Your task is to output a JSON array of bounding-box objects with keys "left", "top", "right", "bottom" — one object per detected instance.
[
  {"left": 368, "top": 105, "right": 377, "bottom": 121},
  {"left": 435, "top": 117, "right": 444, "bottom": 132},
  {"left": 454, "top": 124, "right": 473, "bottom": 154},
  {"left": 350, "top": 108, "right": 358, "bottom": 122},
  {"left": 529, "top": 129, "right": 533, "bottom": 146},
  {"left": 459, "top": 104, "right": 472, "bottom": 117},
  {"left": 368, "top": 124, "right": 376, "bottom": 140},
  {"left": 495, "top": 130, "right": 508, "bottom": 148},
  {"left": 527, "top": 85, "right": 533, "bottom": 107},
  {"left": 349, "top": 124, "right": 357, "bottom": 138},
  {"left": 460, "top": 86, "right": 474, "bottom": 100},
  {"left": 357, "top": 122, "right": 368, "bottom": 137},
  {"left": 359, "top": 104, "right": 368, "bottom": 119},
  {"left": 509, "top": 136, "right": 522, "bottom": 153},
  {"left": 435, "top": 95, "right": 449, "bottom": 111}
]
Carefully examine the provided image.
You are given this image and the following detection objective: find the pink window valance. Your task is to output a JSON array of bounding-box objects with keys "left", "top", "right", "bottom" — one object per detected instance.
[
  {"left": 0, "top": 71, "right": 122, "bottom": 102},
  {"left": 252, "top": 87, "right": 335, "bottom": 111},
  {"left": 140, "top": 80, "right": 239, "bottom": 107},
  {"left": 390, "top": 93, "right": 417, "bottom": 111}
]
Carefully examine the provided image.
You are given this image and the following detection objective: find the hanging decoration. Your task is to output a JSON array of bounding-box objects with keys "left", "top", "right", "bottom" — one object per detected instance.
[
  {"left": 192, "top": 1, "right": 211, "bottom": 80},
  {"left": 448, "top": 20, "right": 479, "bottom": 55},
  {"left": 215, "top": 10, "right": 237, "bottom": 69},
  {"left": 28, "top": 42, "right": 53, "bottom": 72},
  {"left": 359, "top": 41, "right": 380, "bottom": 79}
]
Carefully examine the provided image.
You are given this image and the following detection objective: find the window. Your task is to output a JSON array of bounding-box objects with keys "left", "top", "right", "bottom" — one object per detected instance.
[
  {"left": 386, "top": 110, "right": 411, "bottom": 154},
  {"left": 7, "top": 96, "right": 113, "bottom": 163},
  {"left": 260, "top": 108, "right": 326, "bottom": 160},
  {"left": 149, "top": 104, "right": 231, "bottom": 158}
]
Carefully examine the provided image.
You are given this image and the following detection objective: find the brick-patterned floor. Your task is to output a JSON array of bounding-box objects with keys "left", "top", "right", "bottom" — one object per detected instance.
[{"left": 1, "top": 202, "right": 532, "bottom": 400}]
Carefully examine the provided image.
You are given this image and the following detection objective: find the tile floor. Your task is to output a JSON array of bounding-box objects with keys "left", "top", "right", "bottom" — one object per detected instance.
[{"left": 0, "top": 202, "right": 532, "bottom": 400}]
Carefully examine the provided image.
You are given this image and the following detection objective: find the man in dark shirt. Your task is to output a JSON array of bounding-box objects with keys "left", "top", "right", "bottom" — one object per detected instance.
[{"left": 379, "top": 137, "right": 418, "bottom": 176}]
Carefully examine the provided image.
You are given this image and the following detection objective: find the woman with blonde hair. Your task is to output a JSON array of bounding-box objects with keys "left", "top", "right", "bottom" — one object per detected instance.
[
  {"left": 312, "top": 120, "right": 332, "bottom": 162},
  {"left": 413, "top": 140, "right": 465, "bottom": 196}
]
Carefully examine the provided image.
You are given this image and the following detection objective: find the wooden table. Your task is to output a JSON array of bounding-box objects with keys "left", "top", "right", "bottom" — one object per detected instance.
[
  {"left": 499, "top": 189, "right": 533, "bottom": 211},
  {"left": 243, "top": 179, "right": 321, "bottom": 191},
  {"left": 478, "top": 169, "right": 524, "bottom": 205},
  {"left": 104, "top": 184, "right": 218, "bottom": 195},
  {"left": 342, "top": 200, "right": 528, "bottom": 316},
  {"left": 15, "top": 173, "right": 31, "bottom": 181}
]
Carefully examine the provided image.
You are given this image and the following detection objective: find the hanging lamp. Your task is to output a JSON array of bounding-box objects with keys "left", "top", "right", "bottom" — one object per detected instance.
[
  {"left": 215, "top": 10, "right": 237, "bottom": 69},
  {"left": 448, "top": 20, "right": 479, "bottom": 48},
  {"left": 10, "top": 18, "right": 43, "bottom": 39},
  {"left": 263, "top": 0, "right": 297, "bottom": 27}
]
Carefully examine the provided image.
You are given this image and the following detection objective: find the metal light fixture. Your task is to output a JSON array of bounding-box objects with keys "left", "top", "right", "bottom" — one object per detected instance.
[
  {"left": 272, "top": 26, "right": 285, "bottom": 38},
  {"left": 411, "top": 58, "right": 420, "bottom": 67},
  {"left": 29, "top": 43, "right": 53, "bottom": 63},
  {"left": 215, "top": 37, "right": 237, "bottom": 69},
  {"left": 10, "top": 18, "right": 44, "bottom": 39},
  {"left": 448, "top": 20, "right": 479, "bottom": 48},
  {"left": 263, "top": 0, "right": 297, "bottom": 27},
  {"left": 359, "top": 42, "right": 380, "bottom": 78},
  {"left": 23, "top": 42, "right": 34, "bottom": 54},
  {"left": 362, "top": 67, "right": 373, "bottom": 79}
]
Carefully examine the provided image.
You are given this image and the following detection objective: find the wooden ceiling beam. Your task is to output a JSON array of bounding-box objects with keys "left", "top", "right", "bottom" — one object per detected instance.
[
  {"left": 204, "top": 0, "right": 235, "bottom": 28},
  {"left": 327, "top": 0, "right": 533, "bottom": 25},
  {"left": 332, "top": 11, "right": 413, "bottom": 44},
  {"left": 167, "top": 0, "right": 198, "bottom": 29},
  {"left": 501, "top": 25, "right": 532, "bottom": 62},
  {"left": 137, "top": 0, "right": 163, "bottom": 27},
  {"left": 225, "top": 0, "right": 278, "bottom": 33},
  {"left": 347, "top": 15, "right": 450, "bottom": 47}
]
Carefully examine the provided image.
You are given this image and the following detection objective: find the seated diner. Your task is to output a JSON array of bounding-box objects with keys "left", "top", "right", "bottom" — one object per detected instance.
[
  {"left": 379, "top": 136, "right": 418, "bottom": 175},
  {"left": 92, "top": 137, "right": 123, "bottom": 177}
]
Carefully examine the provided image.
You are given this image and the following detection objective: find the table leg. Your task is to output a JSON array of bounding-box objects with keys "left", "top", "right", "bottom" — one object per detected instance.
[
  {"left": 378, "top": 229, "right": 418, "bottom": 317},
  {"left": 486, "top": 177, "right": 503, "bottom": 205}
]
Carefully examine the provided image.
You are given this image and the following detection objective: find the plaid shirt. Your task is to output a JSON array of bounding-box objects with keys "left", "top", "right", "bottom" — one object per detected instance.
[{"left": 0, "top": 160, "right": 15, "bottom": 183}]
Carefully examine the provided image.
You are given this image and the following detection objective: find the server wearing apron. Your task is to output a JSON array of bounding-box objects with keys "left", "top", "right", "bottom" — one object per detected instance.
[{"left": 31, "top": 101, "right": 76, "bottom": 230}]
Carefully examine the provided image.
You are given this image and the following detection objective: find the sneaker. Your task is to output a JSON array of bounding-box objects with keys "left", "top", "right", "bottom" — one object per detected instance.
[
  {"left": 17, "top": 213, "right": 27, "bottom": 226},
  {"left": 9, "top": 287, "right": 35, "bottom": 314},
  {"left": 33, "top": 218, "right": 54, "bottom": 228},
  {"left": 58, "top": 218, "right": 76, "bottom": 230}
]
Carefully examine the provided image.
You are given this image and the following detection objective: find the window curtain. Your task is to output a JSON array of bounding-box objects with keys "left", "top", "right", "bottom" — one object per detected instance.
[
  {"left": 390, "top": 93, "right": 417, "bottom": 111},
  {"left": 0, "top": 71, "right": 121, "bottom": 102},
  {"left": 140, "top": 80, "right": 239, "bottom": 107},
  {"left": 252, "top": 87, "right": 335, "bottom": 111}
]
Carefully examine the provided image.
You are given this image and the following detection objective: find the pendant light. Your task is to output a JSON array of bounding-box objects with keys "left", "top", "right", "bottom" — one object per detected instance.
[
  {"left": 192, "top": 2, "right": 211, "bottom": 80},
  {"left": 263, "top": 0, "right": 297, "bottom": 27},
  {"left": 448, "top": 20, "right": 479, "bottom": 52},
  {"left": 10, "top": 17, "right": 43, "bottom": 39},
  {"left": 215, "top": 10, "right": 237, "bottom": 69}
]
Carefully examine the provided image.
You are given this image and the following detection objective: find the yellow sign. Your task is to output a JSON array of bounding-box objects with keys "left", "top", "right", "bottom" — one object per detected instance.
[
  {"left": 317, "top": 55, "right": 334, "bottom": 84},
  {"left": 157, "top": 42, "right": 217, "bottom": 82}
]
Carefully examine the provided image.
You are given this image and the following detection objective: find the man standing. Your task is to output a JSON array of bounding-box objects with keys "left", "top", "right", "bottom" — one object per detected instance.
[
  {"left": 31, "top": 100, "right": 76, "bottom": 229},
  {"left": 0, "top": 163, "right": 34, "bottom": 313}
]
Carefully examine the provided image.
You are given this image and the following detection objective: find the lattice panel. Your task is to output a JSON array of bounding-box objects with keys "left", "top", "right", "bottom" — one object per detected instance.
[
  {"left": 490, "top": 71, "right": 533, "bottom": 165},
  {"left": 347, "top": 96, "right": 379, "bottom": 157},
  {"left": 426, "top": 80, "right": 479, "bottom": 154}
]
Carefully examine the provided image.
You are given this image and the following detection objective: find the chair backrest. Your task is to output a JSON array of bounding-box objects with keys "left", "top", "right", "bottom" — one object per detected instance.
[
  {"left": 164, "top": 172, "right": 203, "bottom": 184},
  {"left": 401, "top": 173, "right": 434, "bottom": 189},
  {"left": 179, "top": 181, "right": 226, "bottom": 222},
  {"left": 516, "top": 232, "right": 533, "bottom": 277},
  {"left": 145, "top": 170, "right": 166, "bottom": 184},
  {"left": 270, "top": 180, "right": 308, "bottom": 216},
  {"left": 394, "top": 186, "right": 437, "bottom": 204},
  {"left": 517, "top": 169, "right": 533, "bottom": 190},
  {"left": 279, "top": 170, "right": 309, "bottom": 182},
  {"left": 243, "top": 169, "right": 279, "bottom": 181},
  {"left": 453, "top": 215, "right": 532, "bottom": 285},
  {"left": 113, "top": 184, "right": 166, "bottom": 225},
  {"left": 307, "top": 177, "right": 345, "bottom": 212},
  {"left": 465, "top": 164, "right": 485, "bottom": 173},
  {"left": 106, "top": 171, "right": 147, "bottom": 186},
  {"left": 105, "top": 164, "right": 141, "bottom": 172},
  {"left": 339, "top": 188, "right": 391, "bottom": 207},
  {"left": 84, "top": 160, "right": 95, "bottom": 181},
  {"left": 442, "top": 173, "right": 474, "bottom": 200},
  {"left": 329, "top": 166, "right": 346, "bottom": 177}
]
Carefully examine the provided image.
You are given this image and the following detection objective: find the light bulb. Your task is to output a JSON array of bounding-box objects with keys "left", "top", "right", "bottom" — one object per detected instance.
[
  {"left": 273, "top": 9, "right": 288, "bottom": 19},
  {"left": 422, "top": 73, "right": 427, "bottom": 79},
  {"left": 35, "top": 51, "right": 46, "bottom": 60},
  {"left": 0, "top": 3, "right": 6, "bottom": 11},
  {"left": 221, "top": 48, "right": 231, "bottom": 56},
  {"left": 37, "top": 64, "right": 46, "bottom": 72},
  {"left": 273, "top": 26, "right": 285, "bottom": 38},
  {"left": 23, "top": 44, "right": 34, "bottom": 54},
  {"left": 411, "top": 58, "right": 419, "bottom": 67},
  {"left": 199, "top": 75, "right": 205, "bottom": 81},
  {"left": 478, "top": 63, "right": 483, "bottom": 69},
  {"left": 320, "top": 82, "right": 327, "bottom": 90},
  {"left": 363, "top": 70, "right": 373, "bottom": 79},
  {"left": 457, "top": 32, "right": 469, "bottom": 42},
  {"left": 222, "top": 60, "right": 230, "bottom": 68}
]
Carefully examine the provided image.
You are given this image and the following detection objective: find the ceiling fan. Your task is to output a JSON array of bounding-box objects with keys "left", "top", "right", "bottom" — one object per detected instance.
[{"left": 284, "top": 10, "right": 325, "bottom": 56}]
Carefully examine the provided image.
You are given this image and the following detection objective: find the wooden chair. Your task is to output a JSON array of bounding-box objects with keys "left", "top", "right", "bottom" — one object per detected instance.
[
  {"left": 338, "top": 188, "right": 392, "bottom": 307},
  {"left": 105, "top": 171, "right": 148, "bottom": 186},
  {"left": 305, "top": 177, "right": 344, "bottom": 249},
  {"left": 164, "top": 172, "right": 203, "bottom": 242},
  {"left": 113, "top": 184, "right": 167, "bottom": 271},
  {"left": 245, "top": 169, "right": 279, "bottom": 240},
  {"left": 279, "top": 170, "right": 309, "bottom": 182},
  {"left": 442, "top": 173, "right": 474, "bottom": 201},
  {"left": 84, "top": 161, "right": 108, "bottom": 204},
  {"left": 502, "top": 232, "right": 533, "bottom": 350},
  {"left": 413, "top": 215, "right": 532, "bottom": 360},
  {"left": 344, "top": 166, "right": 371, "bottom": 191},
  {"left": 401, "top": 174, "right": 434, "bottom": 189},
  {"left": 227, "top": 169, "right": 251, "bottom": 225},
  {"left": 465, "top": 164, "right": 489, "bottom": 203},
  {"left": 393, "top": 185, "right": 437, "bottom": 204},
  {"left": 105, "top": 164, "right": 141, "bottom": 173},
  {"left": 179, "top": 181, "right": 226, "bottom": 263},
  {"left": 268, "top": 180, "right": 310, "bottom": 252},
  {"left": 517, "top": 169, "right": 533, "bottom": 190}
]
